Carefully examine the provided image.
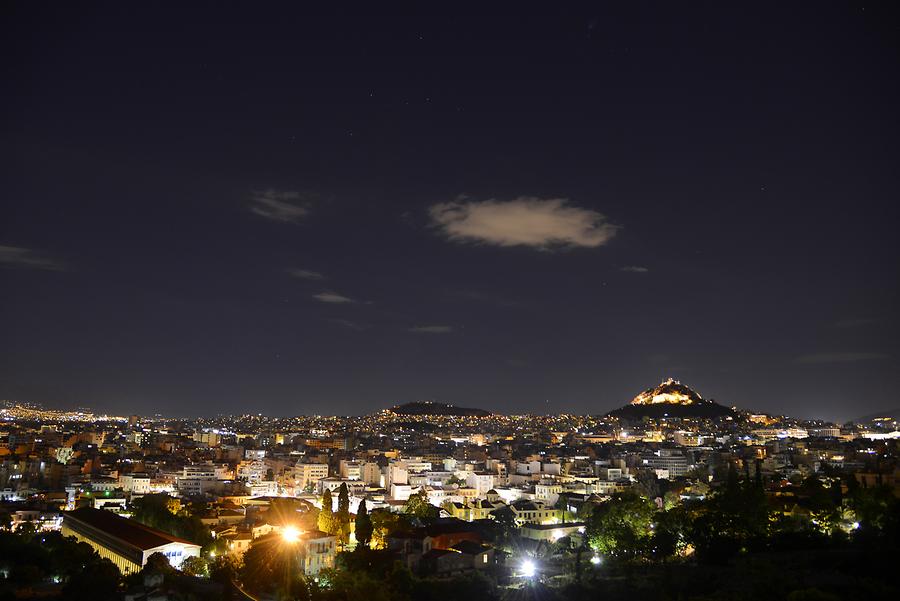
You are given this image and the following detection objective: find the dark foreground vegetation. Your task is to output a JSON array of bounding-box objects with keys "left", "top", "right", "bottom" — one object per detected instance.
[{"left": 0, "top": 471, "right": 897, "bottom": 600}]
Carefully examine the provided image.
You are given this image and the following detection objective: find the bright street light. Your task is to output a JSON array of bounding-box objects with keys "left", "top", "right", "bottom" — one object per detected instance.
[
  {"left": 282, "top": 525, "right": 301, "bottom": 543},
  {"left": 590, "top": 555, "right": 601, "bottom": 565},
  {"left": 521, "top": 559, "right": 536, "bottom": 578}
]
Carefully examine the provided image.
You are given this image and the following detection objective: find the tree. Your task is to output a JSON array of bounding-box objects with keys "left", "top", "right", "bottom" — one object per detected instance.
[
  {"left": 130, "top": 494, "right": 212, "bottom": 547},
  {"left": 634, "top": 470, "right": 661, "bottom": 500},
  {"left": 585, "top": 492, "right": 655, "bottom": 559},
  {"left": 652, "top": 505, "right": 693, "bottom": 558},
  {"left": 240, "top": 534, "right": 308, "bottom": 599},
  {"left": 491, "top": 506, "right": 518, "bottom": 544},
  {"left": 799, "top": 476, "right": 840, "bottom": 533},
  {"left": 404, "top": 490, "right": 439, "bottom": 519},
  {"left": 355, "top": 498, "right": 373, "bottom": 548},
  {"left": 318, "top": 488, "right": 334, "bottom": 535},
  {"left": 209, "top": 553, "right": 241, "bottom": 589},
  {"left": 369, "top": 509, "right": 410, "bottom": 549},
  {"left": 180, "top": 555, "right": 208, "bottom": 577},
  {"left": 849, "top": 483, "right": 899, "bottom": 534},
  {"left": 338, "top": 482, "right": 351, "bottom": 514},
  {"left": 144, "top": 551, "right": 176, "bottom": 575},
  {"left": 687, "top": 466, "right": 770, "bottom": 563},
  {"left": 335, "top": 483, "right": 352, "bottom": 546},
  {"left": 63, "top": 557, "right": 120, "bottom": 601}
]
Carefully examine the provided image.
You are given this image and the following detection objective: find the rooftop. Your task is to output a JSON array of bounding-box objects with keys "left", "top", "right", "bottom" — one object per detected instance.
[{"left": 65, "top": 507, "right": 200, "bottom": 551}]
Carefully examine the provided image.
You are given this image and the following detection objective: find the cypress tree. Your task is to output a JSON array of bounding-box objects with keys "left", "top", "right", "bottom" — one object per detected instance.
[
  {"left": 318, "top": 488, "right": 334, "bottom": 534},
  {"left": 355, "top": 498, "right": 373, "bottom": 548}
]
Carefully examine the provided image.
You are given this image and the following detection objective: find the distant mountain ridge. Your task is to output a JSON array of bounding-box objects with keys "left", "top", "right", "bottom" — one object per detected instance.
[
  {"left": 850, "top": 408, "right": 900, "bottom": 424},
  {"left": 387, "top": 401, "right": 492, "bottom": 417}
]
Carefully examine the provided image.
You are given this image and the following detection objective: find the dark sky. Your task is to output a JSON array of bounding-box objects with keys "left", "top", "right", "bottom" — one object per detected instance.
[{"left": 2, "top": 3, "right": 898, "bottom": 421}]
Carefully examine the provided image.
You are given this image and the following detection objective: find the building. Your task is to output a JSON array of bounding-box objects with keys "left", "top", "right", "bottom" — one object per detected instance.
[
  {"left": 176, "top": 464, "right": 223, "bottom": 495},
  {"left": 444, "top": 498, "right": 505, "bottom": 522},
  {"left": 247, "top": 480, "right": 278, "bottom": 497},
  {"left": 293, "top": 462, "right": 329, "bottom": 491},
  {"left": 61, "top": 507, "right": 201, "bottom": 574},
  {"left": 298, "top": 530, "right": 338, "bottom": 576},
  {"left": 317, "top": 477, "right": 367, "bottom": 497},
  {"left": 465, "top": 472, "right": 495, "bottom": 497},
  {"left": 497, "top": 500, "right": 563, "bottom": 526},
  {"left": 519, "top": 522, "right": 585, "bottom": 542},
  {"left": 120, "top": 473, "right": 151, "bottom": 495},
  {"left": 641, "top": 450, "right": 690, "bottom": 478},
  {"left": 192, "top": 431, "right": 222, "bottom": 447},
  {"left": 339, "top": 460, "right": 364, "bottom": 480}
]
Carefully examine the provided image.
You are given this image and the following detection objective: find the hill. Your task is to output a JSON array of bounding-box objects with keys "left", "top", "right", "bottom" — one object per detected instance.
[
  {"left": 387, "top": 401, "right": 491, "bottom": 417},
  {"left": 607, "top": 378, "right": 736, "bottom": 420}
]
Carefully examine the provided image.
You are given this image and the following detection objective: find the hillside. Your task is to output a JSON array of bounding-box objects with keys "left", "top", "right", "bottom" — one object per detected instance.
[{"left": 387, "top": 401, "right": 491, "bottom": 417}]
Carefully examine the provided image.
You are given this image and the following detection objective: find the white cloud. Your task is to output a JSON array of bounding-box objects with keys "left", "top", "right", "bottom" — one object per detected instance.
[
  {"left": 409, "top": 325, "right": 454, "bottom": 334},
  {"left": 429, "top": 196, "right": 619, "bottom": 249},
  {"left": 249, "top": 189, "right": 309, "bottom": 223},
  {"left": 287, "top": 268, "right": 324, "bottom": 280},
  {"left": 0, "top": 245, "right": 65, "bottom": 270},
  {"left": 796, "top": 352, "right": 888, "bottom": 364},
  {"left": 313, "top": 292, "right": 355, "bottom": 304},
  {"left": 621, "top": 265, "right": 649, "bottom": 273}
]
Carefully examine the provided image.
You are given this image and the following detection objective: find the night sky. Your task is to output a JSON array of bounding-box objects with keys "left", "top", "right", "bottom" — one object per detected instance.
[{"left": 2, "top": 4, "right": 898, "bottom": 421}]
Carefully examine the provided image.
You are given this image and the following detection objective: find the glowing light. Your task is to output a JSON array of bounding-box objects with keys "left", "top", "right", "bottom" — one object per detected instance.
[
  {"left": 521, "top": 559, "right": 536, "bottom": 578},
  {"left": 851, "top": 522, "right": 860, "bottom": 530},
  {"left": 282, "top": 525, "right": 301, "bottom": 543},
  {"left": 590, "top": 555, "right": 602, "bottom": 565}
]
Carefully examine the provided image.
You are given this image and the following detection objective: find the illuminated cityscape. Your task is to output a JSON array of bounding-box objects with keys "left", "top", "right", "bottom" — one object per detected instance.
[
  {"left": 0, "top": 386, "right": 896, "bottom": 599},
  {"left": 2, "top": 3, "right": 898, "bottom": 601}
]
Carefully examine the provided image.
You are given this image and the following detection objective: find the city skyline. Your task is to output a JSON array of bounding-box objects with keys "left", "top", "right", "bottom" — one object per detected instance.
[{"left": 2, "top": 4, "right": 898, "bottom": 421}]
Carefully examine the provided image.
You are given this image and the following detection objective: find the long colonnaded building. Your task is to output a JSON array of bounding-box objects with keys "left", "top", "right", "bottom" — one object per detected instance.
[{"left": 61, "top": 507, "right": 201, "bottom": 574}]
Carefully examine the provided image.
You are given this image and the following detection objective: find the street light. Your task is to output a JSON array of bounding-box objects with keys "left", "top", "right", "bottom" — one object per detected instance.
[
  {"left": 282, "top": 525, "right": 301, "bottom": 543},
  {"left": 521, "top": 559, "right": 536, "bottom": 578},
  {"left": 590, "top": 555, "right": 602, "bottom": 565}
]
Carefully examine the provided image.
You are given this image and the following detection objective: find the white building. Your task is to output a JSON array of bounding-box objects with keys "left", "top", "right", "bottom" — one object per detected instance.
[
  {"left": 466, "top": 472, "right": 495, "bottom": 497},
  {"left": 119, "top": 473, "right": 151, "bottom": 495},
  {"left": 62, "top": 508, "right": 201, "bottom": 574}
]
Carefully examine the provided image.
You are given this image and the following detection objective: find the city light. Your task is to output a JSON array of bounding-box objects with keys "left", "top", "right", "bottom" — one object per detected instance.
[
  {"left": 521, "top": 559, "right": 536, "bottom": 578},
  {"left": 282, "top": 525, "right": 301, "bottom": 543}
]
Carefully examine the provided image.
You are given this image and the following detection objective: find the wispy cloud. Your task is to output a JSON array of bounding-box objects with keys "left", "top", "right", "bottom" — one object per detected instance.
[
  {"left": 330, "top": 318, "right": 369, "bottom": 331},
  {"left": 313, "top": 292, "right": 355, "bottom": 304},
  {"left": 621, "top": 265, "right": 649, "bottom": 273},
  {"left": 796, "top": 352, "right": 889, "bottom": 364},
  {"left": 287, "top": 268, "right": 324, "bottom": 280},
  {"left": 409, "top": 325, "right": 454, "bottom": 334},
  {"left": 429, "top": 196, "right": 619, "bottom": 249},
  {"left": 0, "top": 245, "right": 65, "bottom": 271},
  {"left": 249, "top": 189, "right": 309, "bottom": 223}
]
